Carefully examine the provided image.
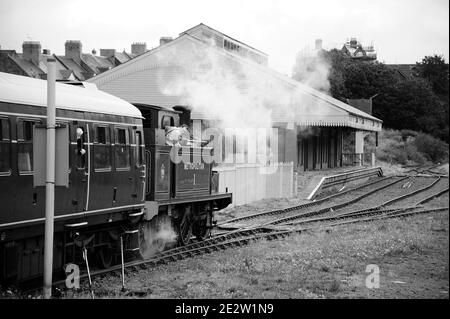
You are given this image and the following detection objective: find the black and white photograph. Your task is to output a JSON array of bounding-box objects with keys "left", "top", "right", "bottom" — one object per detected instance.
[{"left": 0, "top": 0, "right": 448, "bottom": 308}]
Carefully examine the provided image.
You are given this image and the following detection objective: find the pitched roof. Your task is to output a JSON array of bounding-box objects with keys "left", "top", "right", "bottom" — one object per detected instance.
[
  {"left": 180, "top": 23, "right": 268, "bottom": 56},
  {"left": 0, "top": 44, "right": 136, "bottom": 82},
  {"left": 11, "top": 53, "right": 44, "bottom": 78},
  {"left": 82, "top": 53, "right": 115, "bottom": 75},
  {"left": 89, "top": 31, "right": 382, "bottom": 131},
  {"left": 386, "top": 64, "right": 416, "bottom": 79}
]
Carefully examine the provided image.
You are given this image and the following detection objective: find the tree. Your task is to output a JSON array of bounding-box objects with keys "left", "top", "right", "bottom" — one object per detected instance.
[
  {"left": 414, "top": 55, "right": 449, "bottom": 142},
  {"left": 372, "top": 77, "right": 443, "bottom": 138},
  {"left": 415, "top": 55, "right": 449, "bottom": 95},
  {"left": 294, "top": 49, "right": 448, "bottom": 142}
]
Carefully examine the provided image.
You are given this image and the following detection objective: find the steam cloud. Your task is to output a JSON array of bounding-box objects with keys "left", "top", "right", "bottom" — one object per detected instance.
[
  {"left": 292, "top": 48, "right": 331, "bottom": 93},
  {"left": 140, "top": 219, "right": 177, "bottom": 259},
  {"left": 154, "top": 36, "right": 333, "bottom": 162}
]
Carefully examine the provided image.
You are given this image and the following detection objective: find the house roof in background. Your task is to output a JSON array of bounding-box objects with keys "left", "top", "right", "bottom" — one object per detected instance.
[{"left": 386, "top": 64, "right": 417, "bottom": 79}]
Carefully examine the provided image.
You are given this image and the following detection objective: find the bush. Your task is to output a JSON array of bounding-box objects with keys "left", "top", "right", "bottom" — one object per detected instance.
[
  {"left": 405, "top": 143, "right": 427, "bottom": 164},
  {"left": 376, "top": 129, "right": 408, "bottom": 165},
  {"left": 364, "top": 129, "right": 449, "bottom": 165},
  {"left": 413, "top": 133, "right": 449, "bottom": 163}
]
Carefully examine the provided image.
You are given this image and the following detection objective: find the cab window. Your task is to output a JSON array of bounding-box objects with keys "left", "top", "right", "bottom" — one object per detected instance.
[{"left": 161, "top": 115, "right": 174, "bottom": 129}]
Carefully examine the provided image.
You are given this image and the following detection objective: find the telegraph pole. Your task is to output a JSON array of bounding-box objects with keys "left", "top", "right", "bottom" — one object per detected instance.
[{"left": 43, "top": 59, "right": 56, "bottom": 299}]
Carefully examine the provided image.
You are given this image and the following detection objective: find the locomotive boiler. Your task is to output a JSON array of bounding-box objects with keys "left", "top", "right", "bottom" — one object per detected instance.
[{"left": 0, "top": 72, "right": 232, "bottom": 284}]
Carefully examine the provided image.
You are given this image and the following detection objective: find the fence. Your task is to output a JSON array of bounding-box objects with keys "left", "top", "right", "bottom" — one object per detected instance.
[
  {"left": 342, "top": 153, "right": 375, "bottom": 166},
  {"left": 213, "top": 162, "right": 294, "bottom": 207}
]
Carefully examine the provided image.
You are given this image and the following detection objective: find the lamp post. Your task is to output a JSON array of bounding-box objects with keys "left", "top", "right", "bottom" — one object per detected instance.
[{"left": 43, "top": 58, "right": 56, "bottom": 299}]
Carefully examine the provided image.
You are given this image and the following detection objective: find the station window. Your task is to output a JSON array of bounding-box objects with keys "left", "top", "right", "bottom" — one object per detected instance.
[
  {"left": 115, "top": 127, "right": 130, "bottom": 169},
  {"left": 0, "top": 118, "right": 11, "bottom": 173},
  {"left": 94, "top": 125, "right": 111, "bottom": 170},
  {"left": 17, "top": 119, "right": 36, "bottom": 173}
]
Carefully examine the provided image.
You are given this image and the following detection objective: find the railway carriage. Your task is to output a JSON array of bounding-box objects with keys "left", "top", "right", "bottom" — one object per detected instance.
[{"left": 0, "top": 72, "right": 231, "bottom": 284}]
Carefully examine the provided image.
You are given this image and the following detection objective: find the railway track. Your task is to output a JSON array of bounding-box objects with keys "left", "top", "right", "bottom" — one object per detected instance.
[
  {"left": 17, "top": 173, "right": 449, "bottom": 297},
  {"left": 217, "top": 176, "right": 403, "bottom": 229},
  {"left": 39, "top": 203, "right": 448, "bottom": 298},
  {"left": 216, "top": 164, "right": 448, "bottom": 230},
  {"left": 385, "top": 177, "right": 448, "bottom": 207},
  {"left": 219, "top": 176, "right": 415, "bottom": 229},
  {"left": 261, "top": 176, "right": 446, "bottom": 227}
]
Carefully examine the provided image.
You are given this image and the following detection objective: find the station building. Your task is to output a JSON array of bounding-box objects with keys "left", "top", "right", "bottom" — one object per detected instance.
[{"left": 88, "top": 23, "right": 383, "bottom": 203}]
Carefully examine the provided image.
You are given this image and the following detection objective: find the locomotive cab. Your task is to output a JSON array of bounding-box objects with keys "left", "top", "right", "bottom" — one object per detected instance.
[{"left": 133, "top": 104, "right": 232, "bottom": 247}]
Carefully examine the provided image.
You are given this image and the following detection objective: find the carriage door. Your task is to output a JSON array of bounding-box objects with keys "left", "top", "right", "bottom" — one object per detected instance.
[
  {"left": 134, "top": 130, "right": 146, "bottom": 203},
  {"left": 70, "top": 123, "right": 89, "bottom": 213}
]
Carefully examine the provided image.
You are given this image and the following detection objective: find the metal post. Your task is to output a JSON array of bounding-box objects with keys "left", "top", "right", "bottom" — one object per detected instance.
[
  {"left": 83, "top": 247, "right": 95, "bottom": 299},
  {"left": 43, "top": 59, "right": 56, "bottom": 299},
  {"left": 120, "top": 236, "right": 126, "bottom": 291}
]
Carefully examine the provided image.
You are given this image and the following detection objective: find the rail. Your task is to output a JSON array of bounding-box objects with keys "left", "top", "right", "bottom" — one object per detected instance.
[{"left": 306, "top": 166, "right": 384, "bottom": 200}]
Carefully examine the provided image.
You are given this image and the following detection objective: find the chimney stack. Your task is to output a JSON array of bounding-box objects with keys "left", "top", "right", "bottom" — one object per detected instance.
[
  {"left": 65, "top": 40, "right": 82, "bottom": 62},
  {"left": 160, "top": 37, "right": 173, "bottom": 46},
  {"left": 315, "top": 39, "right": 323, "bottom": 50},
  {"left": 100, "top": 49, "right": 116, "bottom": 58},
  {"left": 131, "top": 42, "right": 147, "bottom": 55},
  {"left": 23, "top": 41, "right": 42, "bottom": 65}
]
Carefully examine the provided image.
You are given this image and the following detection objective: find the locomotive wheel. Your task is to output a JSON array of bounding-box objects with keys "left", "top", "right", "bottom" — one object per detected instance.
[
  {"left": 178, "top": 210, "right": 193, "bottom": 246},
  {"left": 96, "top": 244, "right": 113, "bottom": 269},
  {"left": 194, "top": 212, "right": 212, "bottom": 241}
]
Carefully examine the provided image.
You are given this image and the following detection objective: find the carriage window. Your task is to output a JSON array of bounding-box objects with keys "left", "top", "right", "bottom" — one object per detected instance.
[
  {"left": 18, "top": 120, "right": 36, "bottom": 173},
  {"left": 75, "top": 126, "right": 86, "bottom": 169},
  {"left": 115, "top": 128, "right": 130, "bottom": 169},
  {"left": 94, "top": 126, "right": 111, "bottom": 170},
  {"left": 136, "top": 131, "right": 143, "bottom": 166},
  {"left": 0, "top": 118, "right": 11, "bottom": 173},
  {"left": 161, "top": 116, "right": 174, "bottom": 129}
]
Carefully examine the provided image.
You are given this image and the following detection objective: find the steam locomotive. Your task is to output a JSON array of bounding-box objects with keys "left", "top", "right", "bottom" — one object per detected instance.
[{"left": 0, "top": 72, "right": 232, "bottom": 284}]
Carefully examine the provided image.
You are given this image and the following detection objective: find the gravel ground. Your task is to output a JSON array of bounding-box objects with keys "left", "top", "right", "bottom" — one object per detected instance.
[{"left": 59, "top": 209, "right": 449, "bottom": 299}]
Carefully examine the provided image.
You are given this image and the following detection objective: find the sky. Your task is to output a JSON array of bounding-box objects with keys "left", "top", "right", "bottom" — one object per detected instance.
[{"left": 0, "top": 0, "right": 448, "bottom": 75}]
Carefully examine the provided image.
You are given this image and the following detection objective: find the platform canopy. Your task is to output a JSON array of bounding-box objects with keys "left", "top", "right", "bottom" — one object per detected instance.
[{"left": 89, "top": 31, "right": 382, "bottom": 132}]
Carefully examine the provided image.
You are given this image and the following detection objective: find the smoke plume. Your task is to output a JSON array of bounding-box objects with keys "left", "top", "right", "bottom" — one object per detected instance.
[{"left": 154, "top": 36, "right": 333, "bottom": 162}]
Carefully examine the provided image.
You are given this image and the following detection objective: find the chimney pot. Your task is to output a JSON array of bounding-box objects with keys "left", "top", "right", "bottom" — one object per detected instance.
[
  {"left": 65, "top": 40, "right": 82, "bottom": 62},
  {"left": 23, "top": 41, "right": 42, "bottom": 65},
  {"left": 131, "top": 42, "right": 147, "bottom": 55},
  {"left": 160, "top": 37, "right": 173, "bottom": 46}
]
